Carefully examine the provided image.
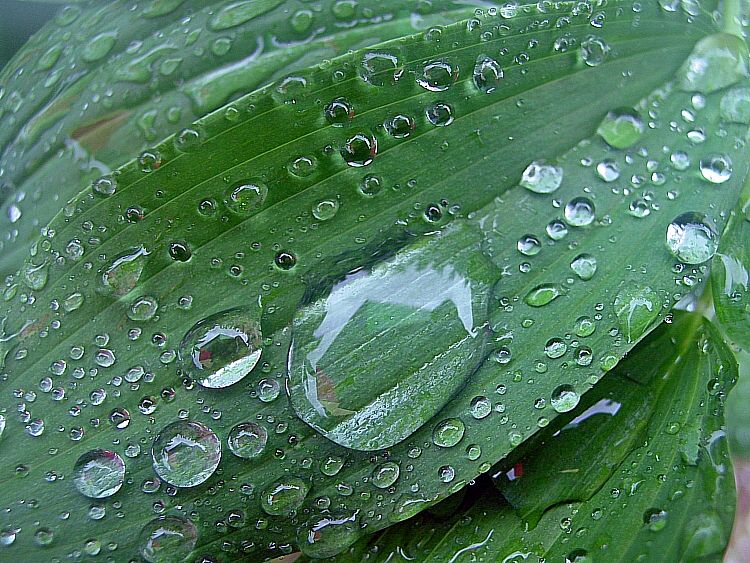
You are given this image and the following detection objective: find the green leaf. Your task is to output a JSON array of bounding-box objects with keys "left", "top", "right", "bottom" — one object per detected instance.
[
  {"left": 712, "top": 184, "right": 750, "bottom": 347},
  {"left": 0, "top": 0, "right": 479, "bottom": 278},
  {"left": 316, "top": 313, "right": 737, "bottom": 562},
  {"left": 0, "top": 1, "right": 746, "bottom": 561}
]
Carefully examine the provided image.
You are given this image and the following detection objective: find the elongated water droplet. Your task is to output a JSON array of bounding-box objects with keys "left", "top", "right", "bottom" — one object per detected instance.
[
  {"left": 679, "top": 33, "right": 749, "bottom": 94},
  {"left": 614, "top": 284, "right": 662, "bottom": 343},
  {"left": 525, "top": 284, "right": 565, "bottom": 307},
  {"left": 298, "top": 513, "right": 360, "bottom": 559},
  {"left": 179, "top": 308, "right": 262, "bottom": 389},
  {"left": 102, "top": 246, "right": 149, "bottom": 296},
  {"left": 260, "top": 478, "right": 309, "bottom": 516},
  {"left": 473, "top": 55, "right": 503, "bottom": 93},
  {"left": 151, "top": 420, "right": 221, "bottom": 487},
  {"left": 372, "top": 462, "right": 400, "bottom": 488}
]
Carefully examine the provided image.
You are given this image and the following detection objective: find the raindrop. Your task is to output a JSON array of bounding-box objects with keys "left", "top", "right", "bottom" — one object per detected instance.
[
  {"left": 128, "top": 296, "right": 159, "bottom": 321},
  {"left": 525, "top": 284, "right": 565, "bottom": 307},
  {"left": 564, "top": 197, "right": 596, "bottom": 227},
  {"left": 520, "top": 161, "right": 563, "bottom": 193},
  {"left": 384, "top": 114, "right": 415, "bottom": 138},
  {"left": 225, "top": 182, "right": 268, "bottom": 215},
  {"left": 546, "top": 219, "right": 568, "bottom": 240},
  {"left": 73, "top": 450, "right": 126, "bottom": 499},
  {"left": 151, "top": 420, "right": 221, "bottom": 487},
  {"left": 227, "top": 422, "right": 268, "bottom": 459},
  {"left": 551, "top": 385, "right": 580, "bottom": 413},
  {"left": 102, "top": 246, "right": 149, "bottom": 297},
  {"left": 372, "top": 462, "right": 400, "bottom": 488},
  {"left": 168, "top": 241, "right": 192, "bottom": 262},
  {"left": 324, "top": 97, "right": 354, "bottom": 126},
  {"left": 139, "top": 516, "right": 197, "bottom": 563},
  {"left": 260, "top": 478, "right": 309, "bottom": 516},
  {"left": 579, "top": 36, "right": 609, "bottom": 66},
  {"left": 469, "top": 396, "right": 492, "bottom": 419},
  {"left": 720, "top": 87, "right": 750, "bottom": 124},
  {"left": 433, "top": 418, "right": 465, "bottom": 448},
  {"left": 341, "top": 133, "right": 377, "bottom": 167},
  {"left": 312, "top": 199, "right": 339, "bottom": 221},
  {"left": 416, "top": 60, "right": 457, "bottom": 91},
  {"left": 570, "top": 254, "right": 597, "bottom": 280},
  {"left": 596, "top": 159, "right": 620, "bottom": 182},
  {"left": 298, "top": 513, "right": 359, "bottom": 559},
  {"left": 473, "top": 55, "right": 503, "bottom": 93},
  {"left": 679, "top": 33, "right": 749, "bottom": 94},
  {"left": 666, "top": 212, "right": 719, "bottom": 264},
  {"left": 179, "top": 308, "right": 262, "bottom": 389},
  {"left": 425, "top": 102, "right": 454, "bottom": 126},
  {"left": 597, "top": 108, "right": 644, "bottom": 149},
  {"left": 699, "top": 154, "right": 732, "bottom": 184},
  {"left": 360, "top": 52, "right": 402, "bottom": 86},
  {"left": 274, "top": 250, "right": 297, "bottom": 270},
  {"left": 517, "top": 234, "right": 541, "bottom": 256}
]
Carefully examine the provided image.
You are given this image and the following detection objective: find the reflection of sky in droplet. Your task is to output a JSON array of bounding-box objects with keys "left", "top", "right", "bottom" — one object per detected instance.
[{"left": 302, "top": 264, "right": 474, "bottom": 418}]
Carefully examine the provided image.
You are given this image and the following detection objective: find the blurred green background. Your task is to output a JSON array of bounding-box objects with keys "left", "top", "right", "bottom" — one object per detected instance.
[{"left": 0, "top": 1, "right": 59, "bottom": 69}]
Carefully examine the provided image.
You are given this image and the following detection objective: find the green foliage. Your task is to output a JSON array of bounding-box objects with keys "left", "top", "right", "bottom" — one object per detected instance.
[{"left": 0, "top": 1, "right": 747, "bottom": 562}]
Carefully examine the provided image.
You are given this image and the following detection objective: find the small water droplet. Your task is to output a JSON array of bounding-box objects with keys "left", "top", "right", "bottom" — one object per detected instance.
[
  {"left": 666, "top": 212, "right": 719, "bottom": 264},
  {"left": 416, "top": 60, "right": 457, "bottom": 91},
  {"left": 473, "top": 54, "right": 503, "bottom": 93},
  {"left": 579, "top": 36, "right": 609, "bottom": 66},
  {"left": 260, "top": 478, "right": 309, "bottom": 516},
  {"left": 225, "top": 182, "right": 268, "bottom": 215},
  {"left": 139, "top": 516, "right": 197, "bottom": 563},
  {"left": 425, "top": 102, "right": 454, "bottom": 126},
  {"left": 520, "top": 161, "right": 563, "bottom": 193},
  {"left": 699, "top": 154, "right": 732, "bottom": 184},
  {"left": 551, "top": 385, "right": 580, "bottom": 413},
  {"left": 372, "top": 462, "right": 400, "bottom": 488}
]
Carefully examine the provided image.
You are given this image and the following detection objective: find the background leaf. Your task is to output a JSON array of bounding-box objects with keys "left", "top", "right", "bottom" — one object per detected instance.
[
  {"left": 316, "top": 313, "right": 737, "bottom": 562},
  {"left": 0, "top": 1, "right": 746, "bottom": 561}
]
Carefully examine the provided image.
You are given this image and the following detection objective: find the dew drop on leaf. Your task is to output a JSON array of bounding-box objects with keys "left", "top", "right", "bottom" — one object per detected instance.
[
  {"left": 359, "top": 52, "right": 402, "bottom": 86},
  {"left": 425, "top": 102, "right": 454, "bottom": 127},
  {"left": 416, "top": 60, "right": 457, "bottom": 92},
  {"left": 151, "top": 420, "right": 221, "bottom": 487},
  {"left": 570, "top": 254, "right": 597, "bottom": 280},
  {"left": 227, "top": 422, "right": 268, "bottom": 459},
  {"left": 564, "top": 197, "right": 596, "bottom": 227},
  {"left": 679, "top": 33, "right": 749, "bottom": 94},
  {"left": 179, "top": 308, "right": 262, "bottom": 389},
  {"left": 720, "top": 87, "right": 750, "bottom": 124},
  {"left": 614, "top": 284, "right": 662, "bottom": 343},
  {"left": 525, "top": 284, "right": 566, "bottom": 307},
  {"left": 102, "top": 246, "right": 149, "bottom": 296},
  {"left": 666, "top": 212, "right": 719, "bottom": 264},
  {"left": 579, "top": 35, "right": 609, "bottom": 67},
  {"left": 260, "top": 478, "right": 310, "bottom": 516},
  {"left": 519, "top": 161, "right": 563, "bottom": 194},
  {"left": 699, "top": 154, "right": 732, "bottom": 184},
  {"left": 341, "top": 132, "right": 377, "bottom": 167},
  {"left": 433, "top": 418, "right": 465, "bottom": 448},
  {"left": 225, "top": 181, "right": 268, "bottom": 215},
  {"left": 596, "top": 107, "right": 644, "bottom": 149},
  {"left": 372, "top": 462, "right": 400, "bottom": 488},
  {"left": 473, "top": 54, "right": 503, "bottom": 93},
  {"left": 73, "top": 449, "right": 126, "bottom": 499},
  {"left": 551, "top": 384, "right": 580, "bottom": 413},
  {"left": 139, "top": 516, "right": 197, "bottom": 563},
  {"left": 297, "top": 512, "right": 360, "bottom": 559}
]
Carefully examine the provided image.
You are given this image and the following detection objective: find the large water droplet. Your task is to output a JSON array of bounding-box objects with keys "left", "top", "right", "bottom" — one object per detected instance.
[
  {"left": 579, "top": 36, "right": 609, "bottom": 66},
  {"left": 473, "top": 55, "right": 503, "bottom": 93},
  {"left": 679, "top": 33, "right": 749, "bottom": 94},
  {"left": 372, "top": 462, "right": 400, "bottom": 488},
  {"left": 298, "top": 512, "right": 360, "bottom": 559},
  {"left": 433, "top": 418, "right": 465, "bottom": 448},
  {"left": 720, "top": 87, "right": 750, "bottom": 124},
  {"left": 416, "top": 60, "right": 457, "bottom": 91},
  {"left": 341, "top": 133, "right": 377, "bottom": 167},
  {"left": 260, "top": 478, "right": 309, "bottom": 516},
  {"left": 570, "top": 254, "right": 597, "bottom": 280},
  {"left": 225, "top": 182, "right": 268, "bottom": 215},
  {"left": 151, "top": 420, "right": 221, "bottom": 487},
  {"left": 564, "top": 197, "right": 596, "bottom": 227},
  {"left": 73, "top": 449, "right": 125, "bottom": 499},
  {"left": 666, "top": 212, "right": 719, "bottom": 264},
  {"left": 525, "top": 284, "right": 566, "bottom": 307},
  {"left": 520, "top": 161, "right": 563, "bottom": 193},
  {"left": 699, "top": 154, "right": 732, "bottom": 184},
  {"left": 288, "top": 223, "right": 495, "bottom": 451},
  {"left": 139, "top": 516, "right": 197, "bottom": 563},
  {"left": 596, "top": 108, "right": 644, "bottom": 149},
  {"left": 551, "top": 385, "right": 580, "bottom": 413},
  {"left": 227, "top": 422, "right": 267, "bottom": 459},
  {"left": 360, "top": 52, "right": 402, "bottom": 86},
  {"left": 179, "top": 308, "right": 262, "bottom": 389}
]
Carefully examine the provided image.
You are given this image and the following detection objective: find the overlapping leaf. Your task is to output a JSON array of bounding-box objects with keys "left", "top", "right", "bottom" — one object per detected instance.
[
  {"left": 0, "top": 1, "right": 746, "bottom": 561},
  {"left": 315, "top": 314, "right": 737, "bottom": 562}
]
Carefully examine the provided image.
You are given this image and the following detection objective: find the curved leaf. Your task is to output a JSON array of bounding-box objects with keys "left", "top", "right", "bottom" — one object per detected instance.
[
  {"left": 318, "top": 314, "right": 737, "bottom": 562},
  {"left": 0, "top": 1, "right": 745, "bottom": 561}
]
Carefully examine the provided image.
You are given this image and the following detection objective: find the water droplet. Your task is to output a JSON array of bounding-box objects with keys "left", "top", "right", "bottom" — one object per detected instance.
[
  {"left": 138, "top": 150, "right": 161, "bottom": 173},
  {"left": 720, "top": 87, "right": 750, "bottom": 124},
  {"left": 520, "top": 161, "right": 563, "bottom": 193},
  {"left": 416, "top": 60, "right": 457, "bottom": 91},
  {"left": 139, "top": 516, "right": 197, "bottom": 563},
  {"left": 34, "top": 527, "right": 54, "bottom": 547},
  {"left": 628, "top": 198, "right": 651, "bottom": 218},
  {"left": 151, "top": 420, "right": 221, "bottom": 487},
  {"left": 679, "top": 33, "right": 749, "bottom": 94},
  {"left": 312, "top": 199, "right": 340, "bottom": 221},
  {"left": 433, "top": 418, "right": 465, "bottom": 448},
  {"left": 473, "top": 55, "right": 503, "bottom": 93},
  {"left": 341, "top": 133, "right": 377, "bottom": 166},
  {"left": 546, "top": 219, "right": 569, "bottom": 240},
  {"left": 384, "top": 114, "right": 415, "bottom": 138},
  {"left": 470, "top": 396, "right": 492, "bottom": 419},
  {"left": 644, "top": 508, "right": 668, "bottom": 531},
  {"left": 260, "top": 478, "right": 309, "bottom": 516},
  {"left": 226, "top": 182, "right": 268, "bottom": 215},
  {"left": 21, "top": 261, "right": 49, "bottom": 291},
  {"left": 109, "top": 407, "right": 131, "bottom": 429},
  {"left": 614, "top": 284, "right": 662, "bottom": 343},
  {"left": 579, "top": 36, "right": 609, "bottom": 66},
  {"left": 257, "top": 378, "right": 280, "bottom": 402},
  {"left": 699, "top": 154, "right": 732, "bottom": 184},
  {"left": 360, "top": 52, "right": 402, "bottom": 86},
  {"left": 102, "top": 246, "right": 149, "bottom": 296},
  {"left": 596, "top": 159, "right": 620, "bottom": 182},
  {"left": 208, "top": 0, "right": 278, "bottom": 30},
  {"left": 324, "top": 97, "right": 354, "bottom": 126},
  {"left": 82, "top": 31, "right": 117, "bottom": 62},
  {"left": 574, "top": 316, "right": 596, "bottom": 337},
  {"left": 372, "top": 462, "right": 400, "bottom": 488},
  {"left": 179, "top": 308, "right": 262, "bottom": 389},
  {"left": 517, "top": 234, "right": 542, "bottom": 256},
  {"left": 168, "top": 241, "right": 192, "bottom": 262},
  {"left": 564, "top": 197, "right": 596, "bottom": 227},
  {"left": 92, "top": 175, "right": 117, "bottom": 197},
  {"left": 570, "top": 254, "right": 597, "bottom": 280},
  {"left": 666, "top": 212, "right": 719, "bottom": 264},
  {"left": 274, "top": 250, "right": 297, "bottom": 270},
  {"left": 438, "top": 465, "right": 456, "bottom": 483},
  {"left": 551, "top": 385, "right": 580, "bottom": 413},
  {"left": 544, "top": 338, "right": 568, "bottom": 359},
  {"left": 298, "top": 512, "right": 360, "bottom": 559},
  {"left": 425, "top": 102, "right": 454, "bottom": 126},
  {"left": 128, "top": 295, "right": 159, "bottom": 321},
  {"left": 359, "top": 175, "right": 382, "bottom": 197},
  {"left": 525, "top": 284, "right": 565, "bottom": 307},
  {"left": 73, "top": 450, "right": 125, "bottom": 499},
  {"left": 227, "top": 422, "right": 267, "bottom": 459},
  {"left": 597, "top": 108, "right": 644, "bottom": 149}
]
